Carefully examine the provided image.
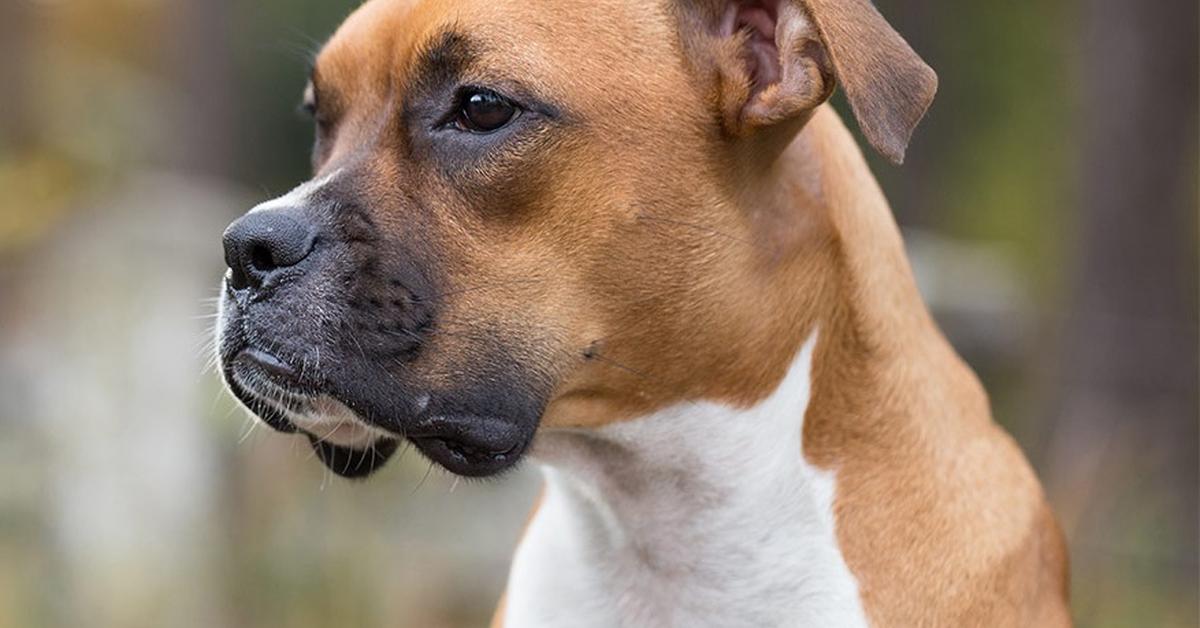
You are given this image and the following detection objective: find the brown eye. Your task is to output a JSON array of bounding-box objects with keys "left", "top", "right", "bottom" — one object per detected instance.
[{"left": 457, "top": 89, "right": 517, "bottom": 133}]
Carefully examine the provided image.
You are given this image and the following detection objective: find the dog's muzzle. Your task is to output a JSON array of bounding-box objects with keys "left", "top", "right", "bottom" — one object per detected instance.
[{"left": 216, "top": 201, "right": 539, "bottom": 478}]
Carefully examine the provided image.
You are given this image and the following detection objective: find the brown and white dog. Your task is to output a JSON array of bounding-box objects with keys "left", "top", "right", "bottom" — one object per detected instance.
[{"left": 216, "top": 0, "right": 1071, "bottom": 625}]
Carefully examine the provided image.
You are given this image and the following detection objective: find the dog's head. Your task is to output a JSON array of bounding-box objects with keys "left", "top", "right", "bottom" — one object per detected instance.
[{"left": 217, "top": 0, "right": 934, "bottom": 478}]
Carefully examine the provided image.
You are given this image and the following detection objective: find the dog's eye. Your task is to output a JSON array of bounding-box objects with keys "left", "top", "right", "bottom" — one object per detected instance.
[
  {"left": 455, "top": 89, "right": 518, "bottom": 133},
  {"left": 299, "top": 80, "right": 319, "bottom": 119}
]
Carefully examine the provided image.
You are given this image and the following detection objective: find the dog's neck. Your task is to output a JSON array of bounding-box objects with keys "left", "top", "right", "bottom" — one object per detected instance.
[
  {"left": 518, "top": 334, "right": 870, "bottom": 627},
  {"left": 508, "top": 107, "right": 958, "bottom": 627}
]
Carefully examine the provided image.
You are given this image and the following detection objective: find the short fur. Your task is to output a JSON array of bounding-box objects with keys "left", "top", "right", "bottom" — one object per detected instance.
[{"left": 217, "top": 0, "right": 1070, "bottom": 625}]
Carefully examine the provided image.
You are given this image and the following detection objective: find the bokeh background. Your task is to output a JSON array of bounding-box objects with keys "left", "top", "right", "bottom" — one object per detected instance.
[{"left": 0, "top": 1, "right": 1196, "bottom": 626}]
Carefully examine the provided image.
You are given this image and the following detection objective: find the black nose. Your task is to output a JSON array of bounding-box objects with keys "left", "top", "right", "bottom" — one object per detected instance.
[{"left": 222, "top": 209, "right": 317, "bottom": 290}]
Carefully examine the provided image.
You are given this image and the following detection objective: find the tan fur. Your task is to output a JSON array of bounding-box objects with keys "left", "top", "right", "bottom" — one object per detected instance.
[
  {"left": 798, "top": 109, "right": 1070, "bottom": 627},
  {"left": 309, "top": 0, "right": 1069, "bottom": 624}
]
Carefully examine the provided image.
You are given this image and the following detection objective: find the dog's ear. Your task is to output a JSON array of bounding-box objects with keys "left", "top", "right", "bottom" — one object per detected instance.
[{"left": 684, "top": 0, "right": 937, "bottom": 164}]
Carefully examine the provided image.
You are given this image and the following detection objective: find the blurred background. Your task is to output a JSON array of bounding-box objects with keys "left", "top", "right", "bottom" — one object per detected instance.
[{"left": 0, "top": 0, "right": 1195, "bottom": 626}]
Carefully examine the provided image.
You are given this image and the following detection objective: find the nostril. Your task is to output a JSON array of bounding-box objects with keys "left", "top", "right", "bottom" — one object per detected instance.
[
  {"left": 228, "top": 266, "right": 250, "bottom": 291},
  {"left": 222, "top": 209, "right": 318, "bottom": 290},
  {"left": 248, "top": 242, "right": 278, "bottom": 273}
]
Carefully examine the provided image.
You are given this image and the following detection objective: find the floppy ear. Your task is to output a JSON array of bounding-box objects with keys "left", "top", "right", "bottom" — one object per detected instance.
[
  {"left": 690, "top": 0, "right": 937, "bottom": 164},
  {"left": 801, "top": 0, "right": 938, "bottom": 163}
]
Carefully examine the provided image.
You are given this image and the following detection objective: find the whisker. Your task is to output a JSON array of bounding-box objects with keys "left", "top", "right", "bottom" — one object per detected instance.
[
  {"left": 412, "top": 461, "right": 436, "bottom": 495},
  {"left": 237, "top": 418, "right": 260, "bottom": 445}
]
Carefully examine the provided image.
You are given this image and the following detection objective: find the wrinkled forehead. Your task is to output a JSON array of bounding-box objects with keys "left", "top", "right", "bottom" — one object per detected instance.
[{"left": 315, "top": 0, "right": 677, "bottom": 108}]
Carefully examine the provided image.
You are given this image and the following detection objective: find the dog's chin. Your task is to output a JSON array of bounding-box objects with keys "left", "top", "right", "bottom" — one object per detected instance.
[
  {"left": 235, "top": 393, "right": 403, "bottom": 480},
  {"left": 291, "top": 401, "right": 400, "bottom": 478},
  {"left": 308, "top": 435, "right": 401, "bottom": 479},
  {"left": 285, "top": 405, "right": 530, "bottom": 480},
  {"left": 292, "top": 403, "right": 533, "bottom": 479},
  {"left": 279, "top": 404, "right": 531, "bottom": 479},
  {"left": 222, "top": 357, "right": 534, "bottom": 479}
]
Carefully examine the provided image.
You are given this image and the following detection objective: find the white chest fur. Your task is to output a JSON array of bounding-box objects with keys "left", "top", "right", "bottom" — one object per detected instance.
[{"left": 504, "top": 335, "right": 869, "bottom": 628}]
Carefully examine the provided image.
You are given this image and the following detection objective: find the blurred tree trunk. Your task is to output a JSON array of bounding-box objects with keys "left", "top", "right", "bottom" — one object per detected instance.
[
  {"left": 0, "top": 0, "right": 32, "bottom": 150},
  {"left": 166, "top": 0, "right": 237, "bottom": 177},
  {"left": 1043, "top": 0, "right": 1198, "bottom": 569}
]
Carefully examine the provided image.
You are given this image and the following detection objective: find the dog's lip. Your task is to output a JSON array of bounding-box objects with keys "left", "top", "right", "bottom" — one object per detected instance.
[
  {"left": 234, "top": 348, "right": 307, "bottom": 389},
  {"left": 308, "top": 435, "right": 400, "bottom": 479},
  {"left": 406, "top": 414, "right": 530, "bottom": 477},
  {"left": 220, "top": 343, "right": 320, "bottom": 434},
  {"left": 229, "top": 347, "right": 318, "bottom": 401},
  {"left": 237, "top": 347, "right": 296, "bottom": 380},
  {"left": 221, "top": 360, "right": 300, "bottom": 434}
]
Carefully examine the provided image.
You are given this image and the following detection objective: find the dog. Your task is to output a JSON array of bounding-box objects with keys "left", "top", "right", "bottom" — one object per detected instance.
[{"left": 216, "top": 0, "right": 1071, "bottom": 625}]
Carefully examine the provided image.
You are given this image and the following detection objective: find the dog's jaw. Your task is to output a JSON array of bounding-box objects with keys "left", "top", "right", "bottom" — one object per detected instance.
[{"left": 282, "top": 396, "right": 392, "bottom": 450}]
